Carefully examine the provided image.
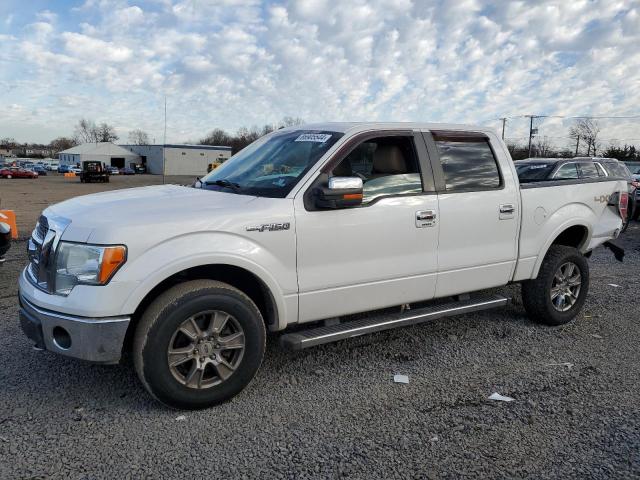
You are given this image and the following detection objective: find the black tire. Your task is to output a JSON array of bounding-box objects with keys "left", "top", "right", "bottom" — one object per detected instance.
[
  {"left": 521, "top": 245, "right": 589, "bottom": 326},
  {"left": 133, "top": 280, "right": 266, "bottom": 409}
]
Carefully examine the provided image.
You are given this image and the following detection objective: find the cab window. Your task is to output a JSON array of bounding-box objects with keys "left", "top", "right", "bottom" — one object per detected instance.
[
  {"left": 553, "top": 163, "right": 579, "bottom": 180},
  {"left": 331, "top": 136, "right": 422, "bottom": 204},
  {"left": 579, "top": 162, "right": 599, "bottom": 178},
  {"left": 433, "top": 136, "right": 501, "bottom": 191}
]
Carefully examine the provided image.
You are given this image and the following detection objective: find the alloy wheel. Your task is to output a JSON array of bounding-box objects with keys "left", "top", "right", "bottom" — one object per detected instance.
[{"left": 167, "top": 310, "right": 245, "bottom": 389}]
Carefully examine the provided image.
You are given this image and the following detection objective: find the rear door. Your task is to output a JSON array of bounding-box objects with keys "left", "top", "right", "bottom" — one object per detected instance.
[
  {"left": 423, "top": 130, "right": 520, "bottom": 297},
  {"left": 293, "top": 131, "right": 440, "bottom": 323}
]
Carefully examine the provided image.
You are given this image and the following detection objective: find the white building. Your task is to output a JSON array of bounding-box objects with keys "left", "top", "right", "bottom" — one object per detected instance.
[
  {"left": 122, "top": 144, "right": 232, "bottom": 175},
  {"left": 58, "top": 143, "right": 140, "bottom": 168}
]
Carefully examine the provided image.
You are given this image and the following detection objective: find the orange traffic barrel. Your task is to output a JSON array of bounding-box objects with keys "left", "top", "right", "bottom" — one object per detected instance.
[{"left": 0, "top": 210, "right": 18, "bottom": 239}]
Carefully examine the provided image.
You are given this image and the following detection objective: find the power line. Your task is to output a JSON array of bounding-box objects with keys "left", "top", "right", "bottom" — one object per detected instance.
[{"left": 487, "top": 114, "right": 640, "bottom": 122}]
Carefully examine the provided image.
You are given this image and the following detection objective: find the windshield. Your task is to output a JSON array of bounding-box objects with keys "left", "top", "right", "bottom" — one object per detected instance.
[
  {"left": 515, "top": 162, "right": 556, "bottom": 182},
  {"left": 200, "top": 130, "right": 343, "bottom": 197}
]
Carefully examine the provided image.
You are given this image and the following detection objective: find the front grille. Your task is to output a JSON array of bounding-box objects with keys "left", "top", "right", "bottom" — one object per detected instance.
[
  {"left": 26, "top": 215, "right": 70, "bottom": 294},
  {"left": 36, "top": 216, "right": 48, "bottom": 241},
  {"left": 27, "top": 216, "right": 54, "bottom": 292}
]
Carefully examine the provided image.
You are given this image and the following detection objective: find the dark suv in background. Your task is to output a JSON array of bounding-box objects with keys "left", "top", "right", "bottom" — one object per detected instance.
[{"left": 515, "top": 157, "right": 638, "bottom": 230}]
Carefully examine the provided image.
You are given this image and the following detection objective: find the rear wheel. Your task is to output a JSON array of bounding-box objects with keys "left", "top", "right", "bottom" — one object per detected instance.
[
  {"left": 133, "top": 280, "right": 266, "bottom": 409},
  {"left": 6, "top": 174, "right": 12, "bottom": 179},
  {"left": 521, "top": 245, "right": 589, "bottom": 325}
]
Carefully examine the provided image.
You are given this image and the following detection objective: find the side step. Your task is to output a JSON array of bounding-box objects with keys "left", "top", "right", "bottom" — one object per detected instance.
[{"left": 280, "top": 294, "right": 510, "bottom": 351}]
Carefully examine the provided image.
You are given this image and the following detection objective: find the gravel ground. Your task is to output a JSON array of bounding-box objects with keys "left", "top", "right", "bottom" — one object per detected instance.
[
  {"left": 0, "top": 174, "right": 193, "bottom": 237},
  {"left": 0, "top": 178, "right": 638, "bottom": 478}
]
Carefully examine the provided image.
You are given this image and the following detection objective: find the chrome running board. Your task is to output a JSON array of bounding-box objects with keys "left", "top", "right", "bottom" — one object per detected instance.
[{"left": 280, "top": 294, "right": 510, "bottom": 350}]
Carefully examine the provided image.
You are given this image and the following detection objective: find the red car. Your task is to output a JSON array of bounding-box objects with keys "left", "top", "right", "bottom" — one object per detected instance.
[{"left": 0, "top": 167, "right": 38, "bottom": 179}]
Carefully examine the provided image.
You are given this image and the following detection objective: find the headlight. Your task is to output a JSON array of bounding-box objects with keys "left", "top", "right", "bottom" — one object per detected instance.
[{"left": 55, "top": 242, "right": 127, "bottom": 294}]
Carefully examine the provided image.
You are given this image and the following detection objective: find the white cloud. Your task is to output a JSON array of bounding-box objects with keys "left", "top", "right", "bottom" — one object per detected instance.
[{"left": 0, "top": 0, "right": 638, "bottom": 149}]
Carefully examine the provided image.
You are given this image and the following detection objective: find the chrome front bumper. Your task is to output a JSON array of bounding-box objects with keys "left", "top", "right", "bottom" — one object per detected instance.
[{"left": 19, "top": 295, "right": 130, "bottom": 364}]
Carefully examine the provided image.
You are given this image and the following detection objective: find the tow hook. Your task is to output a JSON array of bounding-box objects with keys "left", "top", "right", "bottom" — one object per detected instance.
[{"left": 603, "top": 241, "right": 625, "bottom": 262}]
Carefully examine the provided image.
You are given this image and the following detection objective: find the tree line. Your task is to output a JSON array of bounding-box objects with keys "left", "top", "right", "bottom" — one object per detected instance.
[
  {"left": 2, "top": 116, "right": 639, "bottom": 162},
  {"left": 507, "top": 119, "right": 640, "bottom": 161}
]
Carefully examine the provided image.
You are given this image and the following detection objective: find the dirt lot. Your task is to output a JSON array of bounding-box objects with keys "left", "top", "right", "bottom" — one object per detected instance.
[
  {"left": 0, "top": 173, "right": 193, "bottom": 237},
  {"left": 0, "top": 175, "right": 639, "bottom": 478}
]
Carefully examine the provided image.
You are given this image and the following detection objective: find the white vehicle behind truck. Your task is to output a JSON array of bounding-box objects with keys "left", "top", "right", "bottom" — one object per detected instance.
[{"left": 19, "top": 123, "right": 628, "bottom": 409}]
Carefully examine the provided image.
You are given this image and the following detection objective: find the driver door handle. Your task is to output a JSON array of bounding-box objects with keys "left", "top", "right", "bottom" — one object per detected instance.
[{"left": 416, "top": 210, "right": 436, "bottom": 228}]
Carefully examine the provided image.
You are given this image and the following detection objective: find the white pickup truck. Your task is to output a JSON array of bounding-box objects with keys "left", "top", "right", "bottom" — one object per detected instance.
[{"left": 19, "top": 123, "right": 629, "bottom": 409}]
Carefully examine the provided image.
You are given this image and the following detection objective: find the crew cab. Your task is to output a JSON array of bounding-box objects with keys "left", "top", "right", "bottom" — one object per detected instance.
[{"left": 18, "top": 123, "right": 628, "bottom": 409}]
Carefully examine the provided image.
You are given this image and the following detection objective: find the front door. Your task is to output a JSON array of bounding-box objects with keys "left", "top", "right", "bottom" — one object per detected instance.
[{"left": 294, "top": 133, "right": 440, "bottom": 323}]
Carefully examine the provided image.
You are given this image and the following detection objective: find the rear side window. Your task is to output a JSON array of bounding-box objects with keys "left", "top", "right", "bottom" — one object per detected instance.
[
  {"left": 554, "top": 163, "right": 579, "bottom": 179},
  {"left": 595, "top": 163, "right": 607, "bottom": 176},
  {"left": 515, "top": 162, "right": 556, "bottom": 182},
  {"left": 579, "top": 162, "right": 599, "bottom": 178},
  {"left": 433, "top": 136, "right": 501, "bottom": 191},
  {"left": 603, "top": 161, "right": 630, "bottom": 178}
]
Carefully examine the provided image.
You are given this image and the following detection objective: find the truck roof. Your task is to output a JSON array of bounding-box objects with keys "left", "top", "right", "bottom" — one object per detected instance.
[{"left": 282, "top": 122, "right": 499, "bottom": 136}]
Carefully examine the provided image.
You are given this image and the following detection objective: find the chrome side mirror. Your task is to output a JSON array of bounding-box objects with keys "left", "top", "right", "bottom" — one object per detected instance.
[
  {"left": 315, "top": 176, "right": 364, "bottom": 209},
  {"left": 328, "top": 176, "right": 363, "bottom": 190}
]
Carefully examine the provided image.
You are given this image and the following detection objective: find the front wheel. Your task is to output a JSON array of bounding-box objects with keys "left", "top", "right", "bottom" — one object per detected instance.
[
  {"left": 521, "top": 245, "right": 589, "bottom": 326},
  {"left": 133, "top": 280, "right": 266, "bottom": 409}
]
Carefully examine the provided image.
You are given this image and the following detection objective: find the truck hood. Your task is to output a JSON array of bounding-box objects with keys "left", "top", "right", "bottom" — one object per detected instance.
[{"left": 46, "top": 184, "right": 258, "bottom": 243}]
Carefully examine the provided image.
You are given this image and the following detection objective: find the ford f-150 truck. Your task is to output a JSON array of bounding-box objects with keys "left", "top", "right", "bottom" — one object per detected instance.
[{"left": 18, "top": 123, "right": 629, "bottom": 409}]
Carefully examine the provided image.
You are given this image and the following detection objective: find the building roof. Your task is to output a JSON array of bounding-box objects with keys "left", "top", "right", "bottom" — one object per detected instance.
[
  {"left": 59, "top": 142, "right": 139, "bottom": 156},
  {"left": 121, "top": 144, "right": 232, "bottom": 151}
]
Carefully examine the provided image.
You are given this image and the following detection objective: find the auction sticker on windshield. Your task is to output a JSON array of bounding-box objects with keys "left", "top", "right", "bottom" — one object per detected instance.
[{"left": 295, "top": 133, "right": 332, "bottom": 143}]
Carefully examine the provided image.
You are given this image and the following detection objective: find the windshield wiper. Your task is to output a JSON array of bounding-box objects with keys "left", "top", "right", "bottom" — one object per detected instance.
[{"left": 205, "top": 179, "right": 242, "bottom": 192}]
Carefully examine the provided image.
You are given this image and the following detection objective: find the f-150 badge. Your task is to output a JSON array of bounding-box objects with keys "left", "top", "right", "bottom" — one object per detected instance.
[{"left": 246, "top": 223, "right": 290, "bottom": 232}]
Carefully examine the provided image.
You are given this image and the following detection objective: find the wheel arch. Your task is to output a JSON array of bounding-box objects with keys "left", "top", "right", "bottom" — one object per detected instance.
[
  {"left": 532, "top": 223, "right": 590, "bottom": 278},
  {"left": 122, "top": 263, "right": 283, "bottom": 353}
]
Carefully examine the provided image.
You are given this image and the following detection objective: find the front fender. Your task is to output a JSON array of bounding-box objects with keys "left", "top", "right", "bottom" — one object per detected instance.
[{"left": 117, "top": 231, "right": 298, "bottom": 330}]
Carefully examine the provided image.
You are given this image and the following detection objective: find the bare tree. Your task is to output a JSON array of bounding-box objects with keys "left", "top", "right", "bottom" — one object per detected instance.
[
  {"left": 569, "top": 119, "right": 600, "bottom": 156},
  {"left": 49, "top": 137, "right": 78, "bottom": 153},
  {"left": 73, "top": 118, "right": 119, "bottom": 143},
  {"left": 128, "top": 129, "right": 150, "bottom": 145},
  {"left": 74, "top": 118, "right": 98, "bottom": 143},
  {"left": 96, "top": 123, "right": 118, "bottom": 142},
  {"left": 533, "top": 136, "right": 554, "bottom": 157},
  {"left": 200, "top": 128, "right": 231, "bottom": 146},
  {"left": 279, "top": 116, "right": 305, "bottom": 128},
  {"left": 0, "top": 137, "right": 17, "bottom": 149}
]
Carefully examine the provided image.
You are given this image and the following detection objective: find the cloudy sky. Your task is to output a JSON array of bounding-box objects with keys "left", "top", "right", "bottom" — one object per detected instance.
[{"left": 0, "top": 0, "right": 639, "bottom": 149}]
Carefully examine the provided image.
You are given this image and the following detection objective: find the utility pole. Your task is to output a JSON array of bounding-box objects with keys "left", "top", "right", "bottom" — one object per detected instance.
[
  {"left": 526, "top": 115, "right": 535, "bottom": 157},
  {"left": 162, "top": 95, "right": 167, "bottom": 185},
  {"left": 500, "top": 118, "right": 507, "bottom": 140},
  {"left": 574, "top": 135, "right": 580, "bottom": 156}
]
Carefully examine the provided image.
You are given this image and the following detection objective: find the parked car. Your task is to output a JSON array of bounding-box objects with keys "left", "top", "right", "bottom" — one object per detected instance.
[
  {"left": 108, "top": 166, "right": 120, "bottom": 175},
  {"left": 585, "top": 158, "right": 639, "bottom": 224},
  {"left": 119, "top": 167, "right": 135, "bottom": 175},
  {"left": 516, "top": 157, "right": 638, "bottom": 227},
  {"left": 46, "top": 163, "right": 59, "bottom": 171},
  {"left": 58, "top": 165, "right": 70, "bottom": 174},
  {"left": 18, "top": 123, "right": 628, "bottom": 409},
  {"left": 33, "top": 165, "right": 48, "bottom": 176},
  {"left": 133, "top": 164, "right": 146, "bottom": 174},
  {"left": 69, "top": 166, "right": 82, "bottom": 174},
  {"left": 0, "top": 167, "right": 38, "bottom": 179}
]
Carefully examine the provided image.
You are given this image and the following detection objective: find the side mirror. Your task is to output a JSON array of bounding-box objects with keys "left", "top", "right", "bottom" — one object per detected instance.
[
  {"left": 0, "top": 222, "right": 11, "bottom": 265},
  {"left": 314, "top": 176, "right": 363, "bottom": 209}
]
